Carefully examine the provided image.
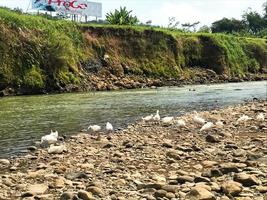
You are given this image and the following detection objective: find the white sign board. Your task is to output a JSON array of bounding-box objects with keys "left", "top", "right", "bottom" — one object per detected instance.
[{"left": 32, "top": 0, "right": 102, "bottom": 17}]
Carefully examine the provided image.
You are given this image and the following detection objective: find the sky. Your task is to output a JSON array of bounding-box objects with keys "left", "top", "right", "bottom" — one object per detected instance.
[{"left": 0, "top": 0, "right": 266, "bottom": 27}]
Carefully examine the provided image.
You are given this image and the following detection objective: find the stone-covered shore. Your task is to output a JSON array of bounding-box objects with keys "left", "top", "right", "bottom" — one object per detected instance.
[{"left": 0, "top": 100, "right": 266, "bottom": 200}]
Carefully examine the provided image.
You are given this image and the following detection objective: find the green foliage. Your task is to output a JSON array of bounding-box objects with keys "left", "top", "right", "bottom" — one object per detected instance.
[
  {"left": 23, "top": 66, "right": 44, "bottom": 89},
  {"left": 0, "top": 8, "right": 266, "bottom": 94},
  {"left": 211, "top": 2, "right": 267, "bottom": 37},
  {"left": 106, "top": 7, "right": 139, "bottom": 25},
  {"left": 211, "top": 18, "right": 246, "bottom": 34},
  {"left": 0, "top": 7, "right": 83, "bottom": 92},
  {"left": 242, "top": 9, "right": 266, "bottom": 34},
  {"left": 198, "top": 25, "right": 211, "bottom": 33}
]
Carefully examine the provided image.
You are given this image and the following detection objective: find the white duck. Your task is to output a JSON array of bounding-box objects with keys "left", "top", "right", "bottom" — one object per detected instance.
[
  {"left": 256, "top": 113, "right": 265, "bottom": 121},
  {"left": 88, "top": 125, "right": 101, "bottom": 132},
  {"left": 153, "top": 110, "right": 160, "bottom": 121},
  {"left": 41, "top": 130, "right": 58, "bottom": 145},
  {"left": 106, "top": 122, "right": 114, "bottom": 131},
  {"left": 176, "top": 119, "right": 186, "bottom": 127},
  {"left": 200, "top": 122, "right": 214, "bottom": 132},
  {"left": 162, "top": 116, "right": 174, "bottom": 124},
  {"left": 215, "top": 121, "right": 224, "bottom": 128},
  {"left": 237, "top": 115, "right": 252, "bottom": 123},
  {"left": 193, "top": 112, "right": 206, "bottom": 125},
  {"left": 142, "top": 114, "right": 153, "bottom": 122}
]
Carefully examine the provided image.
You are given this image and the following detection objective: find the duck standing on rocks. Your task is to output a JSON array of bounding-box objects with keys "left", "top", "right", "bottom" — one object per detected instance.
[
  {"left": 256, "top": 113, "right": 265, "bottom": 121},
  {"left": 153, "top": 110, "right": 160, "bottom": 121},
  {"left": 237, "top": 114, "right": 252, "bottom": 123},
  {"left": 106, "top": 122, "right": 113, "bottom": 132},
  {"left": 88, "top": 125, "right": 101, "bottom": 132},
  {"left": 200, "top": 122, "right": 214, "bottom": 132},
  {"left": 176, "top": 119, "right": 186, "bottom": 127},
  {"left": 162, "top": 116, "right": 174, "bottom": 125},
  {"left": 215, "top": 121, "right": 224, "bottom": 128},
  {"left": 193, "top": 112, "right": 206, "bottom": 125},
  {"left": 41, "top": 130, "right": 58, "bottom": 146},
  {"left": 142, "top": 114, "right": 153, "bottom": 122}
]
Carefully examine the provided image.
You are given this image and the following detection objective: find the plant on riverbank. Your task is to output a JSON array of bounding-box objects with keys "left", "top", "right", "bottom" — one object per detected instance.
[
  {"left": 106, "top": 7, "right": 139, "bottom": 25},
  {"left": 0, "top": 8, "right": 266, "bottom": 94}
]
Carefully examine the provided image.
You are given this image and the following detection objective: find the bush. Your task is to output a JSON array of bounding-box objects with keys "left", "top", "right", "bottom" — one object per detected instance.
[{"left": 106, "top": 7, "right": 139, "bottom": 25}]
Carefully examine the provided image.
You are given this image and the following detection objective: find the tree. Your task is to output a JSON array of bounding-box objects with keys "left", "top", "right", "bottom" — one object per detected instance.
[
  {"left": 263, "top": 1, "right": 267, "bottom": 18},
  {"left": 211, "top": 18, "right": 246, "bottom": 33},
  {"left": 181, "top": 21, "right": 200, "bottom": 32},
  {"left": 168, "top": 17, "right": 180, "bottom": 29},
  {"left": 106, "top": 7, "right": 139, "bottom": 25},
  {"left": 198, "top": 25, "right": 211, "bottom": 33},
  {"left": 242, "top": 8, "right": 266, "bottom": 34}
]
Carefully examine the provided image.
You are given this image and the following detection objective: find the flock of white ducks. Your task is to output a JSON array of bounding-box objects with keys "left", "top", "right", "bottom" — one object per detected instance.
[{"left": 40, "top": 110, "right": 265, "bottom": 144}]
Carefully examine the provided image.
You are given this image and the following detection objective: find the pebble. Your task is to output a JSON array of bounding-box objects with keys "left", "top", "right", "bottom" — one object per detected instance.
[{"left": 221, "top": 181, "right": 243, "bottom": 196}]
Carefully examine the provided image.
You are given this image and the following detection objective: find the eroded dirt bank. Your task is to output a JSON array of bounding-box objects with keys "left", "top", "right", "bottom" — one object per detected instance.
[{"left": 0, "top": 100, "right": 266, "bottom": 200}]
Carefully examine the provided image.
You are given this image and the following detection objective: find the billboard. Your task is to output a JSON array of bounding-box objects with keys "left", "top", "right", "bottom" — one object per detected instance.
[{"left": 32, "top": 0, "right": 102, "bottom": 17}]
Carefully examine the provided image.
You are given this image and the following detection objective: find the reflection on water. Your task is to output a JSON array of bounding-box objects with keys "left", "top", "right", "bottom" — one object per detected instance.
[{"left": 0, "top": 81, "right": 266, "bottom": 158}]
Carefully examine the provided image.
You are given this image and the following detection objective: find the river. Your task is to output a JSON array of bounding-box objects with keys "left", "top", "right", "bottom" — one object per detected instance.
[{"left": 0, "top": 81, "right": 266, "bottom": 158}]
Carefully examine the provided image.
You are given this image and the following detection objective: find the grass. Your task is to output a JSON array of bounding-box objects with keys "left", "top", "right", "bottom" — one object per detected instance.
[{"left": 0, "top": 7, "right": 266, "bottom": 93}]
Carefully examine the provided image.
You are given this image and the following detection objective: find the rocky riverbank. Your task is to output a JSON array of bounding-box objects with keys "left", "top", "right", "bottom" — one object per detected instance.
[
  {"left": 1, "top": 68, "right": 266, "bottom": 96},
  {"left": 0, "top": 100, "right": 266, "bottom": 200}
]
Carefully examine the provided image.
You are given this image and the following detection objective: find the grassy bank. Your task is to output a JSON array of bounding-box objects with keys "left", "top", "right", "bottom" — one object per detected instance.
[{"left": 0, "top": 8, "right": 266, "bottom": 94}]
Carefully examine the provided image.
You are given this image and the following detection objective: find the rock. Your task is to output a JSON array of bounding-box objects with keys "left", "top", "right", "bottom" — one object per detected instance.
[
  {"left": 154, "top": 190, "right": 167, "bottom": 198},
  {"left": 21, "top": 192, "right": 34, "bottom": 198},
  {"left": 193, "top": 164, "right": 203, "bottom": 171},
  {"left": 186, "top": 186, "right": 216, "bottom": 200},
  {"left": 165, "top": 192, "right": 176, "bottom": 199},
  {"left": 87, "top": 186, "right": 104, "bottom": 197},
  {"left": 162, "top": 141, "right": 173, "bottom": 148},
  {"left": 219, "top": 163, "right": 239, "bottom": 174},
  {"left": 27, "top": 146, "right": 37, "bottom": 151},
  {"left": 166, "top": 150, "right": 182, "bottom": 160},
  {"left": 233, "top": 149, "right": 247, "bottom": 157},
  {"left": 222, "top": 181, "right": 243, "bottom": 196},
  {"left": 177, "top": 175, "right": 194, "bottom": 184},
  {"left": 60, "top": 192, "right": 76, "bottom": 200},
  {"left": 54, "top": 177, "right": 65, "bottom": 188},
  {"left": 65, "top": 172, "right": 90, "bottom": 180},
  {"left": 256, "top": 186, "right": 267, "bottom": 193},
  {"left": 0, "top": 159, "right": 10, "bottom": 166},
  {"left": 206, "top": 135, "right": 220, "bottom": 143},
  {"left": 210, "top": 182, "right": 220, "bottom": 192},
  {"left": 161, "top": 185, "right": 179, "bottom": 193},
  {"left": 137, "top": 183, "right": 162, "bottom": 190},
  {"left": 194, "top": 176, "right": 211, "bottom": 183},
  {"left": 77, "top": 190, "right": 93, "bottom": 200},
  {"left": 35, "top": 194, "right": 54, "bottom": 200},
  {"left": 48, "top": 145, "right": 66, "bottom": 154},
  {"left": 27, "top": 184, "right": 48, "bottom": 195},
  {"left": 205, "top": 169, "right": 223, "bottom": 177},
  {"left": 220, "top": 196, "right": 230, "bottom": 200},
  {"left": 202, "top": 161, "right": 218, "bottom": 168},
  {"left": 234, "top": 173, "right": 261, "bottom": 186}
]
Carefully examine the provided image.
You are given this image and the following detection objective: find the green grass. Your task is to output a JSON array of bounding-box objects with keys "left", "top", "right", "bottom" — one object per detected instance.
[{"left": 0, "top": 7, "right": 266, "bottom": 93}]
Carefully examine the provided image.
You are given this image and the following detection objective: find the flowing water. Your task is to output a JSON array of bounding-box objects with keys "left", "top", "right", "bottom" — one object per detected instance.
[{"left": 0, "top": 81, "right": 266, "bottom": 158}]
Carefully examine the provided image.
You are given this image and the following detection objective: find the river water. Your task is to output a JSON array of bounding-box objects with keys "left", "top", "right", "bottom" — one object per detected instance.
[{"left": 0, "top": 81, "right": 266, "bottom": 158}]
